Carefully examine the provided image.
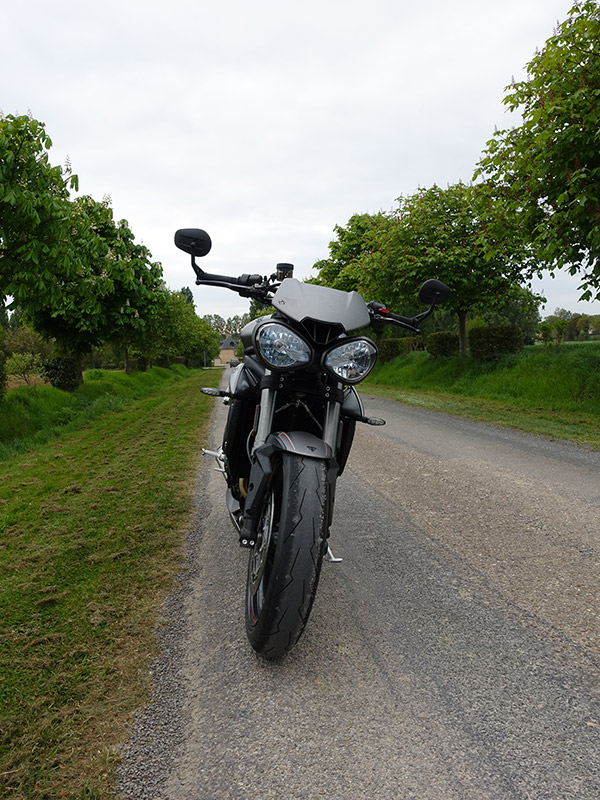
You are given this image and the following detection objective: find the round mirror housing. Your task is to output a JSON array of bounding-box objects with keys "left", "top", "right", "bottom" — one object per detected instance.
[
  {"left": 419, "top": 279, "right": 451, "bottom": 306},
  {"left": 174, "top": 228, "right": 212, "bottom": 258}
]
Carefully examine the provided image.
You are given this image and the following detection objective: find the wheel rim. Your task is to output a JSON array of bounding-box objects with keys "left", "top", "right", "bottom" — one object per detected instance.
[{"left": 248, "top": 489, "right": 276, "bottom": 623}]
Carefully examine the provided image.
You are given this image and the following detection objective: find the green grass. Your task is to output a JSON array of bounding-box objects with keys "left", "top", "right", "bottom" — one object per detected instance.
[
  {"left": 2, "top": 344, "right": 598, "bottom": 795},
  {"left": 0, "top": 368, "right": 221, "bottom": 798},
  {"left": 0, "top": 365, "right": 198, "bottom": 461},
  {"left": 364, "top": 343, "right": 600, "bottom": 448}
]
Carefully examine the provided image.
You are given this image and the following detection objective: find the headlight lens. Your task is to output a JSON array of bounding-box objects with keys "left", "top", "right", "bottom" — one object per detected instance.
[
  {"left": 255, "top": 323, "right": 312, "bottom": 370},
  {"left": 323, "top": 337, "right": 378, "bottom": 384}
]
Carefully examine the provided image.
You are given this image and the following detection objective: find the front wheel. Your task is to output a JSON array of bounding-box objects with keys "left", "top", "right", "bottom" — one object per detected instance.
[{"left": 245, "top": 453, "right": 328, "bottom": 659}]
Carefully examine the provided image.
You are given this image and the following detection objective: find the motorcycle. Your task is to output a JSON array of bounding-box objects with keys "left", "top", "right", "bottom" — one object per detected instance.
[{"left": 175, "top": 228, "right": 450, "bottom": 658}]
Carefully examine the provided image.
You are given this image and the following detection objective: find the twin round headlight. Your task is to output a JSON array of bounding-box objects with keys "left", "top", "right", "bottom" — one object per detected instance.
[{"left": 254, "top": 322, "right": 377, "bottom": 384}]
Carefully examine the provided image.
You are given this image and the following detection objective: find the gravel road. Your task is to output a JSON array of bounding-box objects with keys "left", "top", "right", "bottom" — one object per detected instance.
[{"left": 117, "top": 391, "right": 599, "bottom": 800}]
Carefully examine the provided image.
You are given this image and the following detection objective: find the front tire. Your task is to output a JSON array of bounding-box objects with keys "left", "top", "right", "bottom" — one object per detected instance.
[{"left": 245, "top": 453, "right": 328, "bottom": 659}]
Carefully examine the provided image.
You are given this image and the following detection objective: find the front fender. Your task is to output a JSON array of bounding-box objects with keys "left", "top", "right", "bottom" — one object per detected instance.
[
  {"left": 266, "top": 431, "right": 332, "bottom": 460},
  {"left": 242, "top": 432, "right": 332, "bottom": 524}
]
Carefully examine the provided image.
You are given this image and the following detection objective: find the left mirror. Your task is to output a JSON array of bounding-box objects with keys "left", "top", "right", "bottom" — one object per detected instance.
[{"left": 174, "top": 228, "right": 212, "bottom": 257}]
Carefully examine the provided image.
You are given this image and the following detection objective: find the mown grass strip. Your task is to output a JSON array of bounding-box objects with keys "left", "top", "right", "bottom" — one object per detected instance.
[
  {"left": 0, "top": 369, "right": 220, "bottom": 798},
  {"left": 0, "top": 365, "right": 196, "bottom": 461}
]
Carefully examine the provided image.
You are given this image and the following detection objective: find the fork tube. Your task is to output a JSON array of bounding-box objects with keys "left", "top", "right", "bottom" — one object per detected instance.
[
  {"left": 252, "top": 372, "right": 276, "bottom": 452},
  {"left": 323, "top": 397, "right": 341, "bottom": 451}
]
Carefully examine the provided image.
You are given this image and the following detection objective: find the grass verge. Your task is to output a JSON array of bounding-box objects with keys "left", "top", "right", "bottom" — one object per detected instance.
[
  {"left": 0, "top": 365, "right": 199, "bottom": 461},
  {"left": 363, "top": 344, "right": 600, "bottom": 449},
  {"left": 0, "top": 368, "right": 220, "bottom": 798},
  {"left": 360, "top": 384, "right": 600, "bottom": 448}
]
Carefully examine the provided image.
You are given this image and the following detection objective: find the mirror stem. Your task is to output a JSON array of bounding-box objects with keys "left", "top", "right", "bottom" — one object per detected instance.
[{"left": 191, "top": 254, "right": 205, "bottom": 281}]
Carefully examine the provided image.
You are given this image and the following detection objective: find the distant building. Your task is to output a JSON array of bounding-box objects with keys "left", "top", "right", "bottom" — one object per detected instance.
[{"left": 214, "top": 334, "right": 239, "bottom": 366}]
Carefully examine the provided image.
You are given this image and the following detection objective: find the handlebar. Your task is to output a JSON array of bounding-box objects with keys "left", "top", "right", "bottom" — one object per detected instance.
[
  {"left": 367, "top": 281, "right": 450, "bottom": 332},
  {"left": 367, "top": 301, "right": 423, "bottom": 334},
  {"left": 174, "top": 228, "right": 450, "bottom": 327},
  {"left": 194, "top": 268, "right": 264, "bottom": 288}
]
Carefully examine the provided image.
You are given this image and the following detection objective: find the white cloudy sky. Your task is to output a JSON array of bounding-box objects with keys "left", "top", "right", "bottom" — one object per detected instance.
[{"left": 4, "top": 0, "right": 598, "bottom": 320}]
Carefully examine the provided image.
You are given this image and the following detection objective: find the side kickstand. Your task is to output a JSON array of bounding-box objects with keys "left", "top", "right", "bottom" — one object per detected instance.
[{"left": 326, "top": 545, "right": 343, "bottom": 563}]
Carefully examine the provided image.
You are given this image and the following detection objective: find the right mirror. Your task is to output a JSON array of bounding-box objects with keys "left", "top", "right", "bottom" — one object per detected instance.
[{"left": 419, "top": 279, "right": 451, "bottom": 306}]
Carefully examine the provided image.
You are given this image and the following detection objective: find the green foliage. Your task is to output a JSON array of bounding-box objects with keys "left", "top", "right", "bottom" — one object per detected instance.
[
  {"left": 42, "top": 356, "right": 81, "bottom": 392},
  {"left": 137, "top": 291, "right": 220, "bottom": 367},
  {"left": 1, "top": 323, "right": 53, "bottom": 358},
  {"left": 475, "top": 1, "right": 600, "bottom": 300},
  {"left": 468, "top": 324, "right": 524, "bottom": 360},
  {"left": 0, "top": 349, "right": 6, "bottom": 400},
  {"left": 539, "top": 313, "right": 571, "bottom": 347},
  {"left": 0, "top": 114, "right": 81, "bottom": 310},
  {"left": 203, "top": 313, "right": 228, "bottom": 335},
  {"left": 26, "top": 196, "right": 164, "bottom": 357},
  {"left": 541, "top": 308, "right": 600, "bottom": 342},
  {"left": 378, "top": 337, "right": 418, "bottom": 362},
  {"left": 1, "top": 115, "right": 169, "bottom": 367},
  {"left": 312, "top": 212, "right": 389, "bottom": 291},
  {"left": 426, "top": 330, "right": 460, "bottom": 358},
  {"left": 0, "top": 296, "right": 8, "bottom": 329},
  {"left": 538, "top": 321, "right": 555, "bottom": 347},
  {"left": 314, "top": 184, "right": 534, "bottom": 357},
  {"left": 248, "top": 297, "right": 272, "bottom": 320},
  {"left": 366, "top": 342, "right": 600, "bottom": 416},
  {"left": 203, "top": 311, "right": 254, "bottom": 335},
  {"left": 481, "top": 286, "right": 542, "bottom": 345},
  {"left": 180, "top": 286, "right": 194, "bottom": 305},
  {"left": 5, "top": 352, "right": 43, "bottom": 383}
]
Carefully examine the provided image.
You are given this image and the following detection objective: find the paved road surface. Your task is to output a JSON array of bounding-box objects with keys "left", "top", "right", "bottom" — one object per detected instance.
[{"left": 118, "top": 392, "right": 599, "bottom": 800}]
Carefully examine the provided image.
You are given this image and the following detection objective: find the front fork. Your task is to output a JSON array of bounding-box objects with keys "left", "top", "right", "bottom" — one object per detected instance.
[
  {"left": 239, "top": 374, "right": 342, "bottom": 548},
  {"left": 253, "top": 374, "right": 342, "bottom": 453}
]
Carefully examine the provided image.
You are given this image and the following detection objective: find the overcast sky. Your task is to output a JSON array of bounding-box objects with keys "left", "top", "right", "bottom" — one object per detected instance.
[{"left": 4, "top": 0, "right": 598, "bottom": 320}]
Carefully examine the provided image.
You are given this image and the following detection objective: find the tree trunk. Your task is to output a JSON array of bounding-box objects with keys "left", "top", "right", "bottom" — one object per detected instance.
[
  {"left": 75, "top": 353, "right": 84, "bottom": 385},
  {"left": 457, "top": 310, "right": 468, "bottom": 358},
  {"left": 124, "top": 346, "right": 130, "bottom": 374}
]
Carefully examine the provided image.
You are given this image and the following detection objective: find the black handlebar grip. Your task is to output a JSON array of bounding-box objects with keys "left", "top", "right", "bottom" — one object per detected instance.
[
  {"left": 238, "top": 274, "right": 263, "bottom": 287},
  {"left": 202, "top": 273, "right": 240, "bottom": 285}
]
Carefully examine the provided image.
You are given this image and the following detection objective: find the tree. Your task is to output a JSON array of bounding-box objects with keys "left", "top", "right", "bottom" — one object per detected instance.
[
  {"left": 475, "top": 1, "right": 600, "bottom": 300},
  {"left": 225, "top": 314, "right": 251, "bottom": 336},
  {"left": 202, "top": 313, "right": 252, "bottom": 337},
  {"left": 5, "top": 352, "right": 43, "bottom": 384},
  {"left": 315, "top": 184, "right": 533, "bottom": 356},
  {"left": 180, "top": 286, "right": 194, "bottom": 305},
  {"left": 0, "top": 114, "right": 82, "bottom": 308},
  {"left": 26, "top": 196, "right": 163, "bottom": 376},
  {"left": 1, "top": 115, "right": 168, "bottom": 377},
  {"left": 2, "top": 323, "right": 53, "bottom": 360},
  {"left": 481, "top": 286, "right": 542, "bottom": 345},
  {"left": 313, "top": 212, "right": 390, "bottom": 291},
  {"left": 138, "top": 290, "right": 220, "bottom": 367},
  {"left": 248, "top": 297, "right": 271, "bottom": 320},
  {"left": 202, "top": 314, "right": 227, "bottom": 336}
]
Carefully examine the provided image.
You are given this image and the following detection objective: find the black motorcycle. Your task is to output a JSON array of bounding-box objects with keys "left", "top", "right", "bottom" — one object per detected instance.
[{"left": 175, "top": 228, "right": 450, "bottom": 658}]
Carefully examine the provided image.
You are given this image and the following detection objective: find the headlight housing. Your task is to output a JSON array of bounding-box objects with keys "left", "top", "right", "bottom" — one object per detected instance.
[
  {"left": 254, "top": 322, "right": 313, "bottom": 370},
  {"left": 322, "top": 337, "right": 378, "bottom": 384}
]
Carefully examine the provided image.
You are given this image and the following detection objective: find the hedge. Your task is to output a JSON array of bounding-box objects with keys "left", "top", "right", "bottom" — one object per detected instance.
[
  {"left": 378, "top": 337, "right": 419, "bottom": 362},
  {"left": 426, "top": 331, "right": 459, "bottom": 358},
  {"left": 469, "top": 324, "right": 524, "bottom": 360},
  {"left": 42, "top": 357, "right": 81, "bottom": 392}
]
